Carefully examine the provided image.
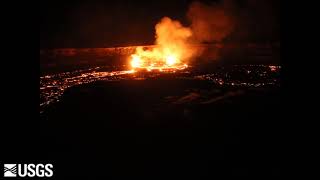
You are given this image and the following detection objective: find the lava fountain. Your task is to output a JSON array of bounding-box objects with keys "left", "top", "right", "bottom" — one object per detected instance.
[{"left": 129, "top": 17, "right": 196, "bottom": 72}]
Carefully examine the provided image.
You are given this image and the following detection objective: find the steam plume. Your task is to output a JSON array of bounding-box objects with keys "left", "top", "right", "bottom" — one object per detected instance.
[
  {"left": 154, "top": 17, "right": 195, "bottom": 60},
  {"left": 187, "top": 1, "right": 234, "bottom": 43},
  {"left": 130, "top": 0, "right": 236, "bottom": 68}
]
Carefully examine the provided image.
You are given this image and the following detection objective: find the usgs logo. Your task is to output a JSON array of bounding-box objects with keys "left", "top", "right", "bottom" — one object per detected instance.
[{"left": 4, "top": 164, "right": 53, "bottom": 177}]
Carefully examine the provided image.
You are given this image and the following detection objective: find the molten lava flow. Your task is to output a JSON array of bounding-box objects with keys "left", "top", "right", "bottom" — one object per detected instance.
[
  {"left": 128, "top": 1, "right": 235, "bottom": 72},
  {"left": 129, "top": 17, "right": 193, "bottom": 72},
  {"left": 130, "top": 46, "right": 188, "bottom": 72}
]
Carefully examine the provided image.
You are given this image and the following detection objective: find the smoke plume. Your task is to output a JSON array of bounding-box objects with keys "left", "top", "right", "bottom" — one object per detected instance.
[
  {"left": 187, "top": 1, "right": 234, "bottom": 43},
  {"left": 154, "top": 17, "right": 196, "bottom": 60},
  {"left": 131, "top": 0, "right": 236, "bottom": 66}
]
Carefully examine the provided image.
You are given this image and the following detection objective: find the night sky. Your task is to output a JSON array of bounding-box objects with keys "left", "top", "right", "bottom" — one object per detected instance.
[{"left": 40, "top": 0, "right": 280, "bottom": 48}]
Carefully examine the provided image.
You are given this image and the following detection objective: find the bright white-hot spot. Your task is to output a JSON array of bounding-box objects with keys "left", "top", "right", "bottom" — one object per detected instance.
[
  {"left": 131, "top": 55, "right": 141, "bottom": 68},
  {"left": 166, "top": 55, "right": 177, "bottom": 66}
]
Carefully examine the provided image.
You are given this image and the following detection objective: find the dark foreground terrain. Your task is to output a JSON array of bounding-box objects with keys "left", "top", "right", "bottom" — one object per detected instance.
[{"left": 41, "top": 78, "right": 282, "bottom": 177}]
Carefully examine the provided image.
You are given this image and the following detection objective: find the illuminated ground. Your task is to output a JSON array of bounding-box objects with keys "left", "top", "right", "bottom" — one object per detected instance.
[
  {"left": 40, "top": 64, "right": 279, "bottom": 113},
  {"left": 40, "top": 44, "right": 281, "bottom": 177},
  {"left": 41, "top": 72, "right": 281, "bottom": 177}
]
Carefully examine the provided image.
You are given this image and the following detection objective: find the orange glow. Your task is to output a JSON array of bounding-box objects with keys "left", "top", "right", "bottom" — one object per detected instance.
[
  {"left": 131, "top": 54, "right": 141, "bottom": 68},
  {"left": 166, "top": 55, "right": 177, "bottom": 66},
  {"left": 129, "top": 17, "right": 195, "bottom": 72}
]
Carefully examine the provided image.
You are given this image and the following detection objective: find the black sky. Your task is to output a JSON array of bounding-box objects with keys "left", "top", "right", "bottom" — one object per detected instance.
[{"left": 40, "top": 0, "right": 280, "bottom": 48}]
